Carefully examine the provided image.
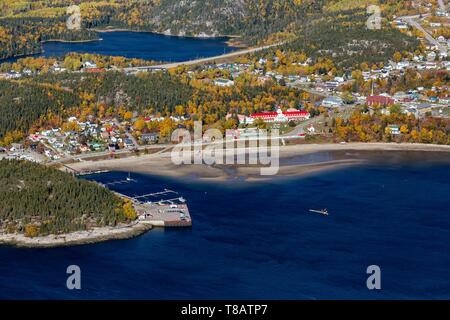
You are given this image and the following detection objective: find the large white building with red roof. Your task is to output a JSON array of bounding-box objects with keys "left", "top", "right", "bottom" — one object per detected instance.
[{"left": 250, "top": 108, "right": 310, "bottom": 123}]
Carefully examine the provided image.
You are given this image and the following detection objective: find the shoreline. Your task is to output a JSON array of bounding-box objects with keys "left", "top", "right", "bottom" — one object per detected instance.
[
  {"left": 93, "top": 27, "right": 247, "bottom": 48},
  {"left": 41, "top": 38, "right": 102, "bottom": 44},
  {"left": 0, "top": 38, "right": 102, "bottom": 63},
  {"left": 0, "top": 221, "right": 152, "bottom": 248},
  {"left": 3, "top": 142, "right": 449, "bottom": 248},
  {"left": 0, "top": 29, "right": 243, "bottom": 64},
  {"left": 66, "top": 143, "right": 450, "bottom": 182},
  {"left": 93, "top": 27, "right": 240, "bottom": 41}
]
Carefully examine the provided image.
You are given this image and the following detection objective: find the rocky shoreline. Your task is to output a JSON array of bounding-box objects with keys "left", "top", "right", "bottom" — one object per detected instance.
[{"left": 0, "top": 221, "right": 153, "bottom": 248}]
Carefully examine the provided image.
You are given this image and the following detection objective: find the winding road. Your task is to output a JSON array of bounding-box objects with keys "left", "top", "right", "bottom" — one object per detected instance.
[{"left": 400, "top": 14, "right": 448, "bottom": 55}]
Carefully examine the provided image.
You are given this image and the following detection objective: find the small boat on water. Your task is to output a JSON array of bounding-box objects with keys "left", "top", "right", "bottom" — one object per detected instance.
[{"left": 309, "top": 209, "right": 329, "bottom": 216}]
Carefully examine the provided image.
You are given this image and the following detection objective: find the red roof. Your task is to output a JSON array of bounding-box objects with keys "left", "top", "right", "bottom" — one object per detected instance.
[
  {"left": 251, "top": 110, "right": 309, "bottom": 118},
  {"left": 284, "top": 111, "right": 310, "bottom": 116},
  {"left": 367, "top": 95, "right": 395, "bottom": 106},
  {"left": 85, "top": 68, "right": 105, "bottom": 73},
  {"left": 251, "top": 112, "right": 278, "bottom": 118}
]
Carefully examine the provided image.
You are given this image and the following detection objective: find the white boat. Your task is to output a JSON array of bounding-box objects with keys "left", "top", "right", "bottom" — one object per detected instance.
[{"left": 309, "top": 209, "right": 329, "bottom": 216}]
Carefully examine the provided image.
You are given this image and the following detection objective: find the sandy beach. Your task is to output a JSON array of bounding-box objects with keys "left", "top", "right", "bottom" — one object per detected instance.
[
  {"left": 66, "top": 143, "right": 450, "bottom": 182},
  {"left": 0, "top": 221, "right": 152, "bottom": 248}
]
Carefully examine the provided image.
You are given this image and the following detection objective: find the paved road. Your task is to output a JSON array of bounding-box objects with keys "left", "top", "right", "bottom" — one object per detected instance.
[
  {"left": 284, "top": 83, "right": 357, "bottom": 137},
  {"left": 282, "top": 115, "right": 325, "bottom": 137},
  {"left": 401, "top": 15, "right": 447, "bottom": 54},
  {"left": 123, "top": 43, "right": 283, "bottom": 72}
]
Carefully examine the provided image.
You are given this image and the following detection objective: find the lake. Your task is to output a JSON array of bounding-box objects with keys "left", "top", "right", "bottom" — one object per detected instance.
[
  {"left": 1, "top": 152, "right": 449, "bottom": 299},
  {"left": 2, "top": 31, "right": 238, "bottom": 64}
]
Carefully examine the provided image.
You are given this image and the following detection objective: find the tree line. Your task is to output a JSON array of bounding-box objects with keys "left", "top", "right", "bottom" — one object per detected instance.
[{"left": 0, "top": 159, "right": 135, "bottom": 237}]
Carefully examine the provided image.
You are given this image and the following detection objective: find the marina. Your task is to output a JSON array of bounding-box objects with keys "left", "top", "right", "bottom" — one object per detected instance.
[{"left": 91, "top": 173, "right": 192, "bottom": 228}]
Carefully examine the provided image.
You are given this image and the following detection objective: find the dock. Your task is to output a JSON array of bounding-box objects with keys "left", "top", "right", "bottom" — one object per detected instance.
[
  {"left": 132, "top": 191, "right": 192, "bottom": 227},
  {"left": 76, "top": 169, "right": 110, "bottom": 176},
  {"left": 85, "top": 172, "right": 193, "bottom": 228},
  {"left": 135, "top": 202, "right": 192, "bottom": 227}
]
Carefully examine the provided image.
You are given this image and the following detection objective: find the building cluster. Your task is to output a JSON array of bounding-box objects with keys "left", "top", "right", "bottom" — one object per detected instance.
[
  {"left": 0, "top": 60, "right": 106, "bottom": 79},
  {"left": 23, "top": 116, "right": 156, "bottom": 160}
]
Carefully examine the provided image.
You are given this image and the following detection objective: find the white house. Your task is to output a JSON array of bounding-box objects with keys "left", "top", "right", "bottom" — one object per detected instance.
[
  {"left": 322, "top": 96, "right": 344, "bottom": 107},
  {"left": 214, "top": 79, "right": 235, "bottom": 87},
  {"left": 83, "top": 61, "right": 98, "bottom": 69}
]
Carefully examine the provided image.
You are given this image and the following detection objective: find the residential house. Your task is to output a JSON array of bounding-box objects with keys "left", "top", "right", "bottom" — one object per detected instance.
[
  {"left": 322, "top": 96, "right": 344, "bottom": 108},
  {"left": 387, "top": 125, "right": 401, "bottom": 135},
  {"left": 141, "top": 132, "right": 160, "bottom": 144},
  {"left": 214, "top": 79, "right": 235, "bottom": 87}
]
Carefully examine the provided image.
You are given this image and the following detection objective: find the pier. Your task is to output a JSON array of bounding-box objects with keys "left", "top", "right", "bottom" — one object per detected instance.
[
  {"left": 77, "top": 171, "right": 192, "bottom": 228},
  {"left": 77, "top": 169, "right": 110, "bottom": 176},
  {"left": 131, "top": 189, "right": 192, "bottom": 227},
  {"left": 97, "top": 173, "right": 192, "bottom": 228},
  {"left": 133, "top": 189, "right": 177, "bottom": 199},
  {"left": 135, "top": 202, "right": 192, "bottom": 227},
  {"left": 60, "top": 163, "right": 110, "bottom": 176}
]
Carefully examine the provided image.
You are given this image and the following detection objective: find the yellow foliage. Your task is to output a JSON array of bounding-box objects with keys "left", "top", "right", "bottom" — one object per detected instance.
[
  {"left": 24, "top": 224, "right": 40, "bottom": 238},
  {"left": 123, "top": 200, "right": 137, "bottom": 220}
]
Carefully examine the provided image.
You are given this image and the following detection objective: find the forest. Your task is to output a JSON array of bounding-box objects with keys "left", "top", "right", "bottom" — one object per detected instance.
[
  {"left": 0, "top": 68, "right": 310, "bottom": 144},
  {"left": 280, "top": 8, "right": 420, "bottom": 69},
  {"left": 0, "top": 0, "right": 420, "bottom": 61},
  {"left": 0, "top": 79, "right": 81, "bottom": 140},
  {"left": 0, "top": 159, "right": 136, "bottom": 237},
  {"left": 333, "top": 107, "right": 450, "bottom": 145}
]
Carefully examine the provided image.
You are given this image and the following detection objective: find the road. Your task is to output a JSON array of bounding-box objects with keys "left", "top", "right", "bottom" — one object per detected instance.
[
  {"left": 401, "top": 15, "right": 447, "bottom": 54},
  {"left": 52, "top": 143, "right": 166, "bottom": 164},
  {"left": 282, "top": 115, "right": 325, "bottom": 137},
  {"left": 52, "top": 130, "right": 310, "bottom": 166},
  {"left": 283, "top": 82, "right": 357, "bottom": 137},
  {"left": 123, "top": 43, "right": 283, "bottom": 72}
]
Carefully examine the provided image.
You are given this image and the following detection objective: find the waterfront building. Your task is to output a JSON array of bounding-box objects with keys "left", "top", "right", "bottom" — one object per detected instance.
[{"left": 250, "top": 108, "right": 310, "bottom": 123}]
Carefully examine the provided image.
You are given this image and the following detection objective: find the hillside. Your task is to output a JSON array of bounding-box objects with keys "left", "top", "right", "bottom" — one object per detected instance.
[
  {"left": 283, "top": 8, "right": 420, "bottom": 68},
  {"left": 0, "top": 159, "right": 136, "bottom": 237},
  {"left": 0, "top": 0, "right": 415, "bottom": 60}
]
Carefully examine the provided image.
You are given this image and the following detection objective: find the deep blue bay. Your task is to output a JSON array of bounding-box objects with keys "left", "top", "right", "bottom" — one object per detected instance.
[
  {"left": 1, "top": 151, "right": 449, "bottom": 299},
  {"left": 2, "top": 31, "right": 238, "bottom": 64}
]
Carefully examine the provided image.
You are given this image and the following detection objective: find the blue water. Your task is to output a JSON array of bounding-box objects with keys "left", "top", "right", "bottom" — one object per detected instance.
[
  {"left": 1, "top": 156, "right": 450, "bottom": 299},
  {"left": 1, "top": 31, "right": 238, "bottom": 64}
]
